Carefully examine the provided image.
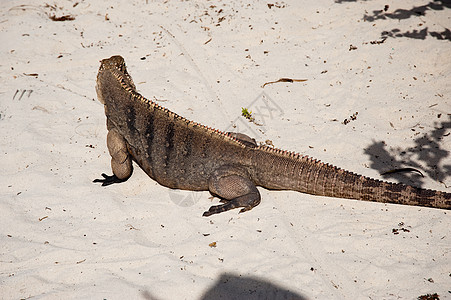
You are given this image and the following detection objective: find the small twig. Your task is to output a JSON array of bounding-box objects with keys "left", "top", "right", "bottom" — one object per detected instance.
[
  {"left": 262, "top": 78, "right": 307, "bottom": 88},
  {"left": 49, "top": 14, "right": 75, "bottom": 21},
  {"left": 23, "top": 73, "right": 39, "bottom": 77},
  {"left": 126, "top": 224, "right": 140, "bottom": 230},
  {"left": 241, "top": 108, "right": 262, "bottom": 126},
  {"left": 381, "top": 168, "right": 424, "bottom": 177}
]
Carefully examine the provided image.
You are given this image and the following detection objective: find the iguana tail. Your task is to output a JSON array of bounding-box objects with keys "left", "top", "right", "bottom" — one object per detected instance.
[{"left": 252, "top": 147, "right": 451, "bottom": 209}]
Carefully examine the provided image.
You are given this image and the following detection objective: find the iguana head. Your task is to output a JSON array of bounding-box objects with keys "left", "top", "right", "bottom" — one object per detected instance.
[
  {"left": 96, "top": 55, "right": 136, "bottom": 104},
  {"left": 99, "top": 55, "right": 126, "bottom": 73}
]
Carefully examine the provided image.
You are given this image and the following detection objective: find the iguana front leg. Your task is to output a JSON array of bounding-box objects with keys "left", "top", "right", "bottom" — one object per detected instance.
[
  {"left": 203, "top": 165, "right": 261, "bottom": 216},
  {"left": 94, "top": 127, "right": 133, "bottom": 186}
]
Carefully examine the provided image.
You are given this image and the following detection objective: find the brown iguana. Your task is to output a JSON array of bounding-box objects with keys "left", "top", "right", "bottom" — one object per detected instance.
[{"left": 94, "top": 55, "right": 451, "bottom": 216}]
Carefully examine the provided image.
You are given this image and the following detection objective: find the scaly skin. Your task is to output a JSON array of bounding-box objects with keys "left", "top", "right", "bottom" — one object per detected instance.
[{"left": 94, "top": 55, "right": 451, "bottom": 215}]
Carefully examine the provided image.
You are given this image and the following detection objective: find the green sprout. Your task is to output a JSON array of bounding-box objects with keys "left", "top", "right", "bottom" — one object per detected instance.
[{"left": 241, "top": 107, "right": 255, "bottom": 122}]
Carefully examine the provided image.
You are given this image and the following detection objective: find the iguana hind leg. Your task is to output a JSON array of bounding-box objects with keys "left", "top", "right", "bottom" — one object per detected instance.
[
  {"left": 93, "top": 128, "right": 133, "bottom": 186},
  {"left": 203, "top": 165, "right": 261, "bottom": 216}
]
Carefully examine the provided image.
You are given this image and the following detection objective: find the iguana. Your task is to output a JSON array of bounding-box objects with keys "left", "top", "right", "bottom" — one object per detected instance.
[{"left": 94, "top": 55, "right": 451, "bottom": 216}]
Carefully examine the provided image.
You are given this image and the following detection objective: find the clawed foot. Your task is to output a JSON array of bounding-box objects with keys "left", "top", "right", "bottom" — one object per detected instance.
[
  {"left": 202, "top": 193, "right": 260, "bottom": 217},
  {"left": 93, "top": 173, "right": 126, "bottom": 186},
  {"left": 203, "top": 203, "right": 253, "bottom": 217}
]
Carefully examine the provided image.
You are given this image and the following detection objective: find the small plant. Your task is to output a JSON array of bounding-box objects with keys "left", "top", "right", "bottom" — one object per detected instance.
[{"left": 241, "top": 107, "right": 255, "bottom": 122}]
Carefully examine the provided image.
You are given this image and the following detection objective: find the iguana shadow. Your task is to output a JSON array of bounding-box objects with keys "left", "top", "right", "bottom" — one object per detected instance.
[{"left": 364, "top": 115, "right": 451, "bottom": 189}]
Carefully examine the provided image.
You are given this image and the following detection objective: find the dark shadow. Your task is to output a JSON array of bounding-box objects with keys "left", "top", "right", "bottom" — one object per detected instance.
[
  {"left": 201, "top": 272, "right": 306, "bottom": 300},
  {"left": 364, "top": 115, "right": 451, "bottom": 188},
  {"left": 380, "top": 27, "right": 451, "bottom": 42},
  {"left": 141, "top": 290, "right": 162, "bottom": 300},
  {"left": 335, "top": 0, "right": 451, "bottom": 42},
  {"left": 363, "top": 1, "right": 451, "bottom": 22}
]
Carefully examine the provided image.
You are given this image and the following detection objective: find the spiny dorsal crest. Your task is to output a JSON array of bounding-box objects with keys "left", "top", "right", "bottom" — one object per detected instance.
[{"left": 100, "top": 56, "right": 250, "bottom": 148}]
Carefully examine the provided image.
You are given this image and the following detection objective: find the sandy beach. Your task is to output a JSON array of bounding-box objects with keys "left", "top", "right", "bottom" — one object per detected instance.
[{"left": 1, "top": 0, "right": 450, "bottom": 299}]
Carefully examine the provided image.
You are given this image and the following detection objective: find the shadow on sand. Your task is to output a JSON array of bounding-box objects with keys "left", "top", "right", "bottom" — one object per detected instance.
[
  {"left": 335, "top": 0, "right": 451, "bottom": 41},
  {"left": 200, "top": 272, "right": 306, "bottom": 300},
  {"left": 364, "top": 115, "right": 451, "bottom": 189},
  {"left": 141, "top": 272, "right": 306, "bottom": 300}
]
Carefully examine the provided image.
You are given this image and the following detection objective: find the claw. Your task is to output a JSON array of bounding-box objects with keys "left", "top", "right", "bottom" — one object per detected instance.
[
  {"left": 93, "top": 173, "right": 126, "bottom": 186},
  {"left": 202, "top": 210, "right": 213, "bottom": 217},
  {"left": 203, "top": 204, "right": 229, "bottom": 217}
]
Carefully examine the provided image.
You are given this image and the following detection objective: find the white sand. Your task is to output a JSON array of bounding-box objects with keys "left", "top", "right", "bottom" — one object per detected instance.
[{"left": 1, "top": 0, "right": 450, "bottom": 299}]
